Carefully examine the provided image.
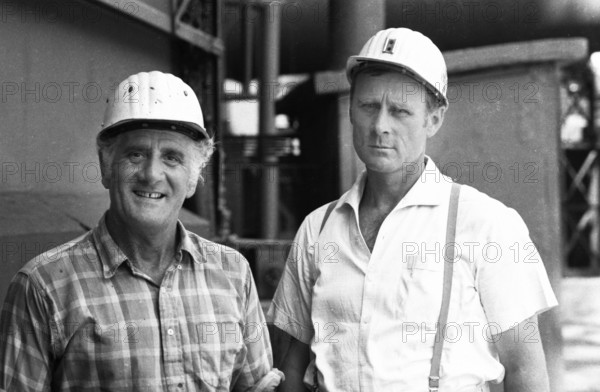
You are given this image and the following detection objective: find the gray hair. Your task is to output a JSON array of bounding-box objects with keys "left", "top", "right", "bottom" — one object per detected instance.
[{"left": 96, "top": 132, "right": 215, "bottom": 189}]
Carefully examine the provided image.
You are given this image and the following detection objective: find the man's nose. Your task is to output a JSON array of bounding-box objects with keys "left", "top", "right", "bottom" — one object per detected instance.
[
  {"left": 372, "top": 108, "right": 391, "bottom": 135},
  {"left": 138, "top": 156, "right": 163, "bottom": 183}
]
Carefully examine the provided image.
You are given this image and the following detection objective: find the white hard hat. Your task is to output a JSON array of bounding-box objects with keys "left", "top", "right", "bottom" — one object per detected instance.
[
  {"left": 346, "top": 28, "right": 448, "bottom": 106},
  {"left": 99, "top": 71, "right": 208, "bottom": 140}
]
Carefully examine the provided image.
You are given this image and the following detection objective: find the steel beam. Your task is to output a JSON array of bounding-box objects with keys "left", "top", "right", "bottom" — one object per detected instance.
[{"left": 86, "top": 0, "right": 224, "bottom": 55}]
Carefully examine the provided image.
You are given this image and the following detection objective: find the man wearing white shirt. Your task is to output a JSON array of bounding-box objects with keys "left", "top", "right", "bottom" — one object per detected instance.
[{"left": 268, "top": 28, "right": 557, "bottom": 392}]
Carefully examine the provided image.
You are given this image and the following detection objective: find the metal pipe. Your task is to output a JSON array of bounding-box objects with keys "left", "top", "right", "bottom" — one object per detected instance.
[
  {"left": 214, "top": 0, "right": 231, "bottom": 239},
  {"left": 242, "top": 2, "right": 254, "bottom": 93},
  {"left": 259, "top": 1, "right": 281, "bottom": 239},
  {"left": 329, "top": 0, "right": 385, "bottom": 69}
]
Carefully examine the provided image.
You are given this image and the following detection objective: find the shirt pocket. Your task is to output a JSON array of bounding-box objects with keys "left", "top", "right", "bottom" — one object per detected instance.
[
  {"left": 401, "top": 251, "right": 445, "bottom": 332},
  {"left": 195, "top": 320, "right": 245, "bottom": 390},
  {"left": 62, "top": 321, "right": 134, "bottom": 385}
]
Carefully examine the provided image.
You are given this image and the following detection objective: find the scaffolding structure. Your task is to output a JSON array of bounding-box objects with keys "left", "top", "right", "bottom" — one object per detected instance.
[{"left": 561, "top": 60, "right": 600, "bottom": 276}]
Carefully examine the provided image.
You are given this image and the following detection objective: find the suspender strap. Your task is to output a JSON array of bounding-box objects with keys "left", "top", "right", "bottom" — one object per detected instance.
[
  {"left": 313, "top": 199, "right": 338, "bottom": 392},
  {"left": 429, "top": 183, "right": 461, "bottom": 392}
]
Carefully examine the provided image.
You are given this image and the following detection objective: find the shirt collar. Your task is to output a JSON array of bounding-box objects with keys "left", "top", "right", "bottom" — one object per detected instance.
[
  {"left": 178, "top": 221, "right": 203, "bottom": 264},
  {"left": 340, "top": 156, "right": 451, "bottom": 212},
  {"left": 92, "top": 213, "right": 204, "bottom": 279},
  {"left": 398, "top": 157, "right": 451, "bottom": 208}
]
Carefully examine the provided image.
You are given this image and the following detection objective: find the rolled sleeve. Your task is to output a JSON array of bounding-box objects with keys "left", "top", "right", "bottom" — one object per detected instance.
[
  {"left": 475, "top": 207, "right": 558, "bottom": 333},
  {"left": 233, "top": 267, "right": 273, "bottom": 391},
  {"left": 268, "top": 213, "right": 322, "bottom": 344},
  {"left": 0, "top": 272, "right": 54, "bottom": 391}
]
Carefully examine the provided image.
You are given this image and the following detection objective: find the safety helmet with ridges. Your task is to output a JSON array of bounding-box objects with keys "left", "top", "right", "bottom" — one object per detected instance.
[
  {"left": 99, "top": 71, "right": 208, "bottom": 141},
  {"left": 346, "top": 28, "right": 448, "bottom": 106}
]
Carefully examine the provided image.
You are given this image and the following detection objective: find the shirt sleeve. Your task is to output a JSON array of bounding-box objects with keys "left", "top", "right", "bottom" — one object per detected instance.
[
  {"left": 474, "top": 205, "right": 558, "bottom": 333},
  {"left": 267, "top": 213, "right": 320, "bottom": 344},
  {"left": 0, "top": 272, "right": 54, "bottom": 391},
  {"left": 232, "top": 265, "right": 274, "bottom": 392}
]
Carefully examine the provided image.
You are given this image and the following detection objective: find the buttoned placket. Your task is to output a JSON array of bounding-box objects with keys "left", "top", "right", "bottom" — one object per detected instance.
[
  {"left": 159, "top": 252, "right": 186, "bottom": 391},
  {"left": 355, "top": 206, "right": 398, "bottom": 392},
  {"left": 359, "top": 269, "right": 373, "bottom": 392}
]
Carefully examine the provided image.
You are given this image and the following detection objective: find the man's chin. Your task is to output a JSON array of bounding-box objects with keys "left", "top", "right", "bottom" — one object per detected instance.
[
  {"left": 128, "top": 214, "right": 174, "bottom": 231},
  {"left": 121, "top": 206, "right": 172, "bottom": 225},
  {"left": 364, "top": 162, "right": 397, "bottom": 173},
  {"left": 364, "top": 157, "right": 423, "bottom": 174}
]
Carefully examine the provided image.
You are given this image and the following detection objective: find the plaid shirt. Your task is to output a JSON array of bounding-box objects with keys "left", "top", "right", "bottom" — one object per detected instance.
[{"left": 0, "top": 214, "right": 273, "bottom": 391}]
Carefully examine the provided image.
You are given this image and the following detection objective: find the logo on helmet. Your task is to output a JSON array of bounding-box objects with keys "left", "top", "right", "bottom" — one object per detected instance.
[{"left": 383, "top": 38, "right": 396, "bottom": 54}]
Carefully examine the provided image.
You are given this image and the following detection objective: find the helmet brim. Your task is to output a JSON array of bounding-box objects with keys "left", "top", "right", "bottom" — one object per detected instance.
[
  {"left": 98, "top": 119, "right": 209, "bottom": 141},
  {"left": 347, "top": 57, "right": 448, "bottom": 107}
]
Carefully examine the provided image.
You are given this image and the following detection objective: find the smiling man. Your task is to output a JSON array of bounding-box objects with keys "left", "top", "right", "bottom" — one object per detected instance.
[
  {"left": 0, "top": 71, "right": 281, "bottom": 391},
  {"left": 269, "top": 29, "right": 557, "bottom": 392}
]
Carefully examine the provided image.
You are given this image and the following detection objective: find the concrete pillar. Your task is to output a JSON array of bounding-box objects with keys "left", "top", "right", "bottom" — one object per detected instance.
[{"left": 328, "top": 0, "right": 385, "bottom": 193}]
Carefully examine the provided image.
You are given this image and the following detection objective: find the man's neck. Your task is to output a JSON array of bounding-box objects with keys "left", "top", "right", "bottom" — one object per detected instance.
[
  {"left": 105, "top": 211, "right": 178, "bottom": 279},
  {"left": 362, "top": 157, "right": 426, "bottom": 211},
  {"left": 357, "top": 158, "right": 426, "bottom": 252}
]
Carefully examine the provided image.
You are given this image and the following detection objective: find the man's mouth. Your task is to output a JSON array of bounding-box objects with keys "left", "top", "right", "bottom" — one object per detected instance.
[{"left": 133, "top": 191, "right": 165, "bottom": 199}]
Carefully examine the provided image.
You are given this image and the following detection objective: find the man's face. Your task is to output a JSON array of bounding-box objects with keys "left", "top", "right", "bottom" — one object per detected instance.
[
  {"left": 102, "top": 129, "right": 197, "bottom": 230},
  {"left": 350, "top": 71, "right": 444, "bottom": 175}
]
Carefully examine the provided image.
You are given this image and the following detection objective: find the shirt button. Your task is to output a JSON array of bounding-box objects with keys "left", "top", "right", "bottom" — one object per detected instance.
[
  {"left": 177, "top": 264, "right": 182, "bottom": 270},
  {"left": 167, "top": 328, "right": 175, "bottom": 336}
]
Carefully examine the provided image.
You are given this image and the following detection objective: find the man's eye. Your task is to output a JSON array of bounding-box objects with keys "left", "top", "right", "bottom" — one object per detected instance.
[
  {"left": 361, "top": 103, "right": 379, "bottom": 110},
  {"left": 165, "top": 155, "right": 182, "bottom": 164},
  {"left": 390, "top": 108, "right": 410, "bottom": 116},
  {"left": 128, "top": 152, "right": 144, "bottom": 162}
]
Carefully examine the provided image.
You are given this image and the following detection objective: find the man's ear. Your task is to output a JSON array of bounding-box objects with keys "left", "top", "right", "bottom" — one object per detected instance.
[
  {"left": 426, "top": 106, "right": 446, "bottom": 138},
  {"left": 186, "top": 177, "right": 198, "bottom": 198},
  {"left": 99, "top": 157, "right": 111, "bottom": 190}
]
